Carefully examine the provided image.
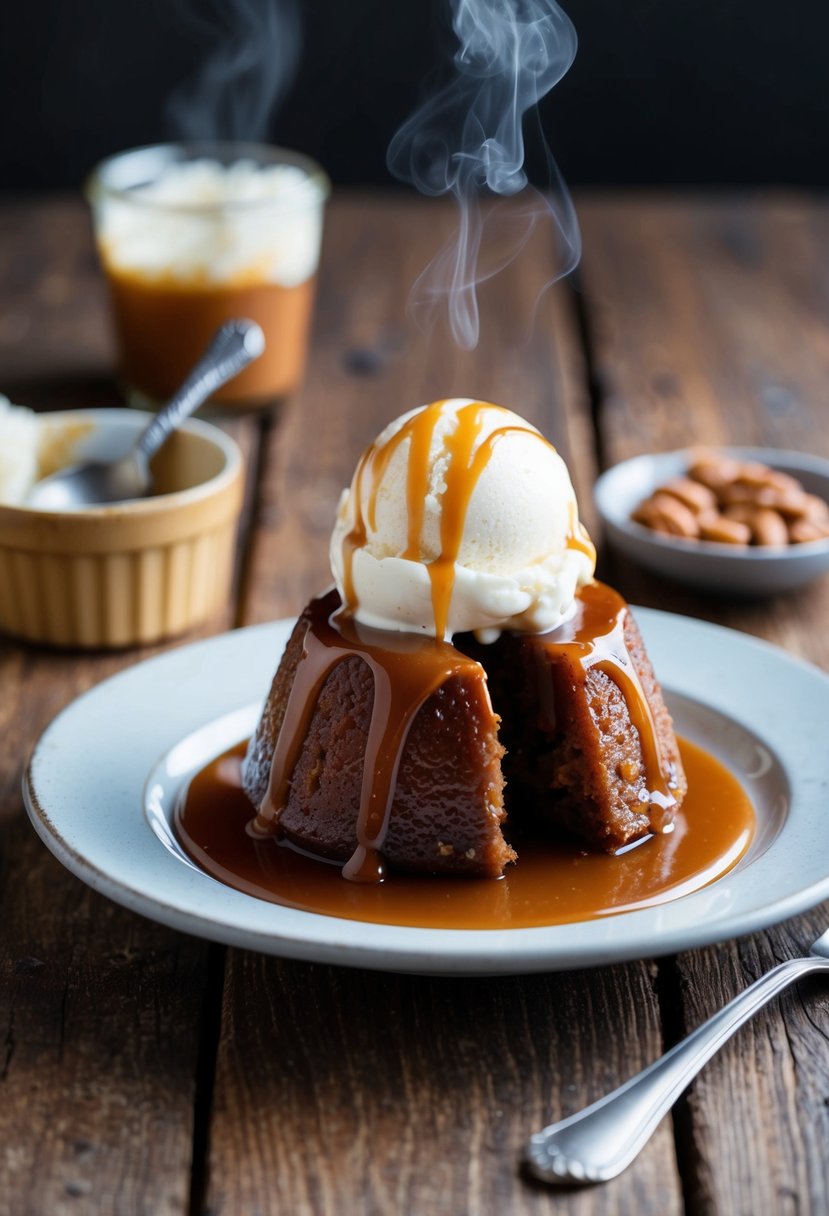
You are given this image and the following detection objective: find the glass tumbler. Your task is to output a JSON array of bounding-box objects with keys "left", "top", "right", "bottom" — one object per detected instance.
[{"left": 87, "top": 142, "right": 330, "bottom": 411}]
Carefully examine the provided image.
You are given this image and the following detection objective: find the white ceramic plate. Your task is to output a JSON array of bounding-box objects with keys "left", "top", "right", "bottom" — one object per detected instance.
[
  {"left": 23, "top": 613, "right": 829, "bottom": 975},
  {"left": 594, "top": 447, "right": 829, "bottom": 594}
]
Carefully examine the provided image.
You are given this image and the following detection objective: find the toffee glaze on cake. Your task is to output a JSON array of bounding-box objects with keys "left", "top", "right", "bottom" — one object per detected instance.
[
  {"left": 251, "top": 600, "right": 489, "bottom": 883},
  {"left": 247, "top": 590, "right": 513, "bottom": 882},
  {"left": 247, "top": 582, "right": 685, "bottom": 883}
]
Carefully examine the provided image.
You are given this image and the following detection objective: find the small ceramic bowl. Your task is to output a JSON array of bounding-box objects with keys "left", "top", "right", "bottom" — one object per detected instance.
[
  {"left": 594, "top": 447, "right": 829, "bottom": 596},
  {"left": 0, "top": 409, "right": 243, "bottom": 648}
]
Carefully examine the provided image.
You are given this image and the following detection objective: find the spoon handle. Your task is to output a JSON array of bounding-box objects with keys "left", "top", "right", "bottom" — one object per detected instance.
[
  {"left": 136, "top": 319, "right": 266, "bottom": 461},
  {"left": 525, "top": 954, "right": 827, "bottom": 1186}
]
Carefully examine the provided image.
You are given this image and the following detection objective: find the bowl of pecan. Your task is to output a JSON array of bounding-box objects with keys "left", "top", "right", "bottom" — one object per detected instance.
[{"left": 594, "top": 447, "right": 829, "bottom": 595}]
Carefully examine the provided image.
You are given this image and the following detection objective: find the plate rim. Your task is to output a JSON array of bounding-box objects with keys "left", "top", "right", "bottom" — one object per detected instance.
[{"left": 23, "top": 610, "right": 829, "bottom": 974}]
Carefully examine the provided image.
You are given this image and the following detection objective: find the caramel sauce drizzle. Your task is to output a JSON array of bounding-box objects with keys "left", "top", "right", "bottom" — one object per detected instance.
[
  {"left": 254, "top": 601, "right": 482, "bottom": 883},
  {"left": 341, "top": 400, "right": 445, "bottom": 607},
  {"left": 179, "top": 738, "right": 753, "bottom": 930},
  {"left": 567, "top": 498, "right": 598, "bottom": 564},
  {"left": 533, "top": 581, "right": 677, "bottom": 823}
]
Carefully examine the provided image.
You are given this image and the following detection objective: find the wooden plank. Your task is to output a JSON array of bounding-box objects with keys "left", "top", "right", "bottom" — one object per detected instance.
[
  {"left": 0, "top": 199, "right": 262, "bottom": 1215},
  {"left": 578, "top": 194, "right": 829, "bottom": 457},
  {"left": 212, "top": 957, "right": 678, "bottom": 1216},
  {"left": 578, "top": 193, "right": 829, "bottom": 1214},
  {"left": 672, "top": 909, "right": 829, "bottom": 1215},
  {"left": 577, "top": 193, "right": 829, "bottom": 665},
  {"left": 206, "top": 194, "right": 683, "bottom": 1215}
]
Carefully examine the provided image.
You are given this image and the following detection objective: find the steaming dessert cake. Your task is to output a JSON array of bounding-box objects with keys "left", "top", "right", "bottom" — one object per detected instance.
[{"left": 242, "top": 399, "right": 686, "bottom": 881}]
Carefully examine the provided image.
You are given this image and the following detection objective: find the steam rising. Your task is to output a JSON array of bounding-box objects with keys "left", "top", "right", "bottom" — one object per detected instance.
[
  {"left": 388, "top": 0, "right": 580, "bottom": 349},
  {"left": 167, "top": 0, "right": 301, "bottom": 143}
]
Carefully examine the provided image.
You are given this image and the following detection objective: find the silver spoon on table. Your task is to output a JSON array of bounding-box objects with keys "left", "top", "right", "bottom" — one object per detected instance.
[
  {"left": 27, "top": 318, "right": 265, "bottom": 509},
  {"left": 526, "top": 925, "right": 829, "bottom": 1186}
]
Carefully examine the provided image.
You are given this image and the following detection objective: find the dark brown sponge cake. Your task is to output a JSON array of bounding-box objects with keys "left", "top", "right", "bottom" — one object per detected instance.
[
  {"left": 243, "top": 584, "right": 686, "bottom": 875},
  {"left": 243, "top": 591, "right": 514, "bottom": 877},
  {"left": 461, "top": 607, "right": 686, "bottom": 853}
]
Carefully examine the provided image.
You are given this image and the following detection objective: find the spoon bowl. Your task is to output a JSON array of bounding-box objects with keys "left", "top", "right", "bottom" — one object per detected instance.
[{"left": 25, "top": 450, "right": 151, "bottom": 510}]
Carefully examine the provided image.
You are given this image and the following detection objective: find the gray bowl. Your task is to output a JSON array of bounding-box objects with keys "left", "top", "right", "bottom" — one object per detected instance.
[{"left": 594, "top": 447, "right": 829, "bottom": 595}]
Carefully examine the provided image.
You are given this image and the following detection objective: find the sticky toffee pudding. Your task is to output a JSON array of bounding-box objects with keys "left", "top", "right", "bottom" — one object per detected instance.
[
  {"left": 241, "top": 581, "right": 686, "bottom": 883},
  {"left": 174, "top": 399, "right": 754, "bottom": 924}
]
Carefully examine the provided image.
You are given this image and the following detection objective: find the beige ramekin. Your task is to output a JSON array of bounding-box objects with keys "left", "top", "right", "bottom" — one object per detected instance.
[{"left": 0, "top": 410, "right": 243, "bottom": 648}]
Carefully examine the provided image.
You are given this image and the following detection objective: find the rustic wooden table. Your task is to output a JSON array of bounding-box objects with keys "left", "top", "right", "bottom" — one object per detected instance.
[{"left": 1, "top": 192, "right": 828, "bottom": 1216}]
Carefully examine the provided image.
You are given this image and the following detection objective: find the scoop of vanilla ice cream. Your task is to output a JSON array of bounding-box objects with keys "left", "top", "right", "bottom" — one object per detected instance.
[
  {"left": 330, "top": 399, "right": 596, "bottom": 640},
  {"left": 0, "top": 396, "right": 41, "bottom": 505}
]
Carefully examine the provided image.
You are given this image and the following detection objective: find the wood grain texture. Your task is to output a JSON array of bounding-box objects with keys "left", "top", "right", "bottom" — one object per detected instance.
[
  {"left": 0, "top": 649, "right": 206, "bottom": 1216},
  {"left": 0, "top": 196, "right": 116, "bottom": 409},
  {"left": 205, "top": 195, "right": 683, "bottom": 1216},
  {"left": 578, "top": 194, "right": 829, "bottom": 457},
  {"left": 577, "top": 194, "right": 829, "bottom": 666},
  {"left": 4, "top": 192, "right": 829, "bottom": 1215},
  {"left": 578, "top": 193, "right": 829, "bottom": 1216},
  {"left": 672, "top": 910, "right": 829, "bottom": 1216},
  {"left": 0, "top": 198, "right": 262, "bottom": 1215},
  {"left": 209, "top": 957, "right": 679, "bottom": 1216}
]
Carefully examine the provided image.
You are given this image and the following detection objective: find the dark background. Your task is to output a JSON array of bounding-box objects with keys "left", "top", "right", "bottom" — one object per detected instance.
[{"left": 1, "top": 0, "right": 828, "bottom": 193}]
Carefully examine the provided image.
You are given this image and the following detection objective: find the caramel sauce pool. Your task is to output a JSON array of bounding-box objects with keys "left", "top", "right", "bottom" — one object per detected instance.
[{"left": 175, "top": 739, "right": 755, "bottom": 929}]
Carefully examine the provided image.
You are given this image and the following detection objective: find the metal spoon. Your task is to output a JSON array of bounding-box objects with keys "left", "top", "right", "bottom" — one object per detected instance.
[
  {"left": 525, "top": 925, "right": 829, "bottom": 1186},
  {"left": 27, "top": 319, "right": 265, "bottom": 509}
]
